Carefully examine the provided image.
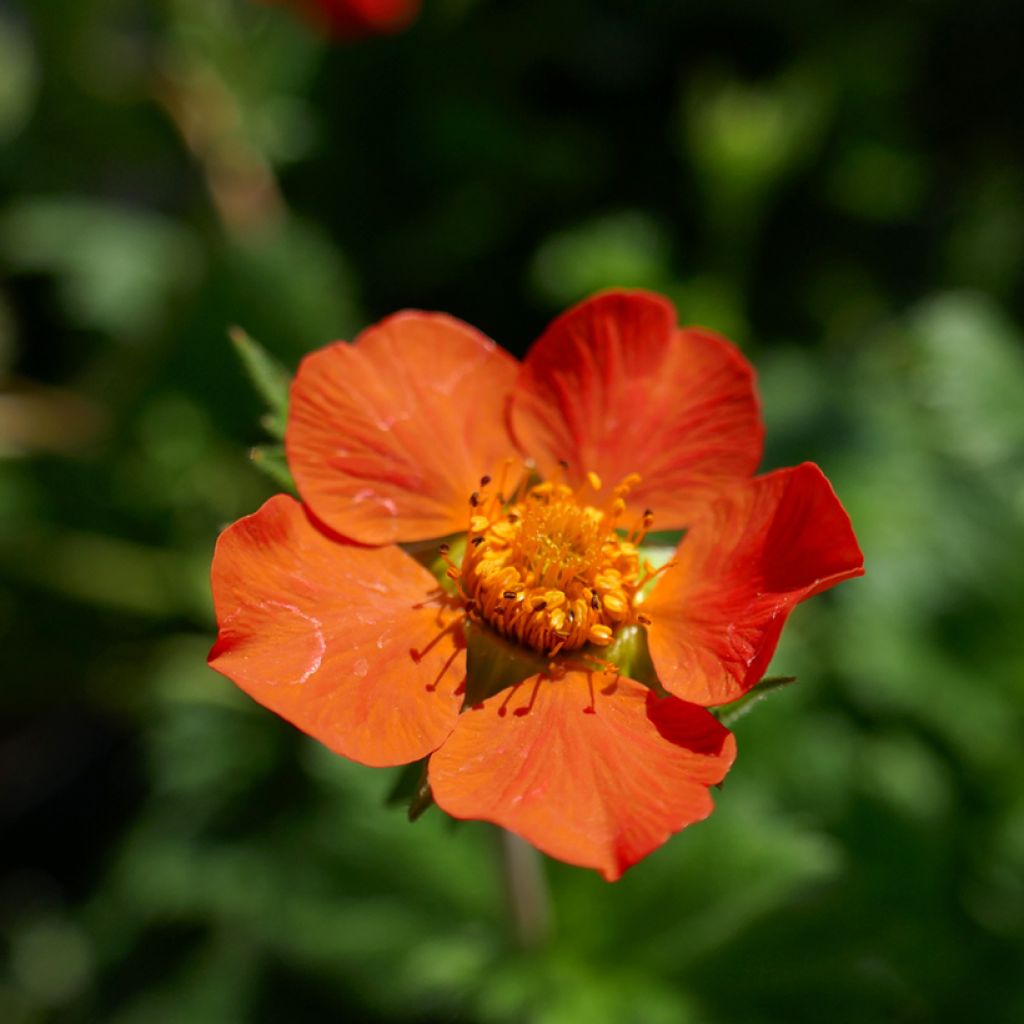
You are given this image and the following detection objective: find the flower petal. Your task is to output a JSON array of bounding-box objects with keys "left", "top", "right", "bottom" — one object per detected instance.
[
  {"left": 209, "top": 494, "right": 464, "bottom": 767},
  {"left": 429, "top": 671, "right": 735, "bottom": 880},
  {"left": 644, "top": 462, "right": 864, "bottom": 706},
  {"left": 274, "top": 0, "right": 419, "bottom": 39},
  {"left": 318, "top": 0, "right": 419, "bottom": 37},
  {"left": 511, "top": 290, "right": 763, "bottom": 528},
  {"left": 286, "top": 312, "right": 519, "bottom": 545}
]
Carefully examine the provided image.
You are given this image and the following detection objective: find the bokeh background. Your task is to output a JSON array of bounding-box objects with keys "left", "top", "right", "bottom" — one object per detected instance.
[{"left": 3, "top": 0, "right": 1024, "bottom": 1020}]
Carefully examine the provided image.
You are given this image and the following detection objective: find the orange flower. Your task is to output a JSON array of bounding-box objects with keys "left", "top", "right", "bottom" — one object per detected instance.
[{"left": 209, "top": 291, "right": 864, "bottom": 880}]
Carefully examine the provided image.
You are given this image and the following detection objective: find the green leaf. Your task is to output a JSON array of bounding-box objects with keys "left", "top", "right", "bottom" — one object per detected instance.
[
  {"left": 248, "top": 445, "right": 296, "bottom": 491},
  {"left": 716, "top": 675, "right": 797, "bottom": 728},
  {"left": 1, "top": 198, "right": 201, "bottom": 337},
  {"left": 529, "top": 210, "right": 672, "bottom": 307},
  {"left": 229, "top": 326, "right": 291, "bottom": 439}
]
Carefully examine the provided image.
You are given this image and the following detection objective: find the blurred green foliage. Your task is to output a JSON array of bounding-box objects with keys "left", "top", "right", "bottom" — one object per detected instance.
[{"left": 2, "top": 0, "right": 1023, "bottom": 1021}]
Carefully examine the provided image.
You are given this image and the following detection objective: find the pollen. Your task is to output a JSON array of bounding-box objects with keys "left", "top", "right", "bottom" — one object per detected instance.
[{"left": 460, "top": 467, "right": 653, "bottom": 656}]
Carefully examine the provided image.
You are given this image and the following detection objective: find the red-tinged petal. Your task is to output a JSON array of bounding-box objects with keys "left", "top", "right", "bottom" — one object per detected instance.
[
  {"left": 208, "top": 494, "right": 464, "bottom": 767},
  {"left": 286, "top": 312, "right": 519, "bottom": 545},
  {"left": 511, "top": 290, "right": 764, "bottom": 528},
  {"left": 320, "top": 0, "right": 419, "bottom": 35},
  {"left": 644, "top": 462, "right": 864, "bottom": 706},
  {"left": 268, "top": 0, "right": 419, "bottom": 38},
  {"left": 429, "top": 671, "right": 735, "bottom": 881}
]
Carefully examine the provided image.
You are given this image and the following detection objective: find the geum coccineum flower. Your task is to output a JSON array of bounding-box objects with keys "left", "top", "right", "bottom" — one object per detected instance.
[
  {"left": 209, "top": 291, "right": 864, "bottom": 880},
  {"left": 265, "top": 0, "right": 419, "bottom": 38}
]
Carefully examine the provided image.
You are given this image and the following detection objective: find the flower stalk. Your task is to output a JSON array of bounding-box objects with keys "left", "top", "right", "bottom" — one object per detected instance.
[{"left": 499, "top": 829, "right": 553, "bottom": 949}]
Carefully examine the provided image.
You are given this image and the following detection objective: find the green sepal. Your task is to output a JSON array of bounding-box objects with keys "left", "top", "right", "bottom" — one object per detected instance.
[
  {"left": 407, "top": 768, "right": 435, "bottom": 822},
  {"left": 637, "top": 531, "right": 683, "bottom": 599},
  {"left": 400, "top": 533, "right": 465, "bottom": 594},
  {"left": 603, "top": 624, "right": 663, "bottom": 693},
  {"left": 463, "top": 620, "right": 666, "bottom": 706},
  {"left": 463, "top": 620, "right": 550, "bottom": 707},
  {"left": 386, "top": 759, "right": 434, "bottom": 821},
  {"left": 229, "top": 326, "right": 291, "bottom": 440},
  {"left": 248, "top": 444, "right": 296, "bottom": 492},
  {"left": 638, "top": 528, "right": 684, "bottom": 550},
  {"left": 715, "top": 675, "right": 797, "bottom": 727}
]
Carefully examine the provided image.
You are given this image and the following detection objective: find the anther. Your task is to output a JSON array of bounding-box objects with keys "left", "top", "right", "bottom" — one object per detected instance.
[
  {"left": 438, "top": 543, "right": 450, "bottom": 554},
  {"left": 458, "top": 468, "right": 645, "bottom": 656},
  {"left": 480, "top": 475, "right": 492, "bottom": 486}
]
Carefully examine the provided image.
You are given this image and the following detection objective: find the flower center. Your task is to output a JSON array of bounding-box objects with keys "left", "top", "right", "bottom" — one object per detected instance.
[{"left": 459, "top": 467, "right": 654, "bottom": 656}]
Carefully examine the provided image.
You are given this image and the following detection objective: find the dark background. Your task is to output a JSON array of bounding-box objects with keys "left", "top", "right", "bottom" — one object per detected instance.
[{"left": 2, "top": 0, "right": 1023, "bottom": 1020}]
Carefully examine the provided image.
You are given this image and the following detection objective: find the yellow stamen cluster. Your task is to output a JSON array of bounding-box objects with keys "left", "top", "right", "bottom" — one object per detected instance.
[{"left": 459, "top": 467, "right": 654, "bottom": 656}]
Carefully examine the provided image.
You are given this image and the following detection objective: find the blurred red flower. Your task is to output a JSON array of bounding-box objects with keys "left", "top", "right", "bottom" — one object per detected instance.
[
  {"left": 209, "top": 290, "right": 863, "bottom": 880},
  {"left": 268, "top": 0, "right": 419, "bottom": 38}
]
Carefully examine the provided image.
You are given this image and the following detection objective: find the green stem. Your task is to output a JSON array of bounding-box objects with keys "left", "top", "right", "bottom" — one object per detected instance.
[{"left": 499, "top": 830, "right": 552, "bottom": 949}]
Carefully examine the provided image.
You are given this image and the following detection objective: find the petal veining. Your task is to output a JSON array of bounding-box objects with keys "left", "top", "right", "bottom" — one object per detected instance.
[
  {"left": 209, "top": 494, "right": 464, "bottom": 766},
  {"left": 287, "top": 311, "right": 519, "bottom": 545},
  {"left": 429, "top": 670, "right": 735, "bottom": 880},
  {"left": 644, "top": 463, "right": 864, "bottom": 706},
  {"left": 511, "top": 290, "right": 764, "bottom": 529}
]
